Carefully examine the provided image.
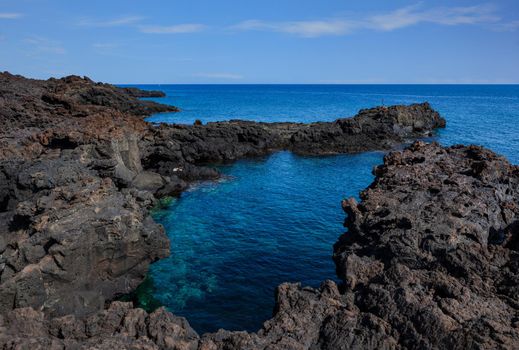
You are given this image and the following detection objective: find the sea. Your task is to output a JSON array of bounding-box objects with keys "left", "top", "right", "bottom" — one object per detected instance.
[{"left": 122, "top": 84, "right": 519, "bottom": 334}]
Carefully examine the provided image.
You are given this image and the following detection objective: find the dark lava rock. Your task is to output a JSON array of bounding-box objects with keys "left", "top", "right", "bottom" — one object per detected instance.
[
  {"left": 0, "top": 156, "right": 170, "bottom": 317},
  {"left": 45, "top": 75, "right": 178, "bottom": 115},
  {"left": 0, "top": 72, "right": 457, "bottom": 349},
  {"left": 334, "top": 141, "right": 519, "bottom": 349},
  {"left": 140, "top": 104, "right": 445, "bottom": 180},
  {"left": 4, "top": 145, "right": 517, "bottom": 350},
  {"left": 119, "top": 86, "right": 167, "bottom": 98},
  {"left": 0, "top": 301, "right": 199, "bottom": 349},
  {"left": 0, "top": 72, "right": 180, "bottom": 319}
]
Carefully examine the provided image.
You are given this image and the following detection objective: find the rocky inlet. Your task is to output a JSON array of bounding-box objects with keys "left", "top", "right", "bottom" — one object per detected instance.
[{"left": 0, "top": 73, "right": 517, "bottom": 349}]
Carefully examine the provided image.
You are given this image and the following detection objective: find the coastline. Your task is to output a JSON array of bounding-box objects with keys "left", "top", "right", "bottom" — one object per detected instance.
[{"left": 1, "top": 73, "right": 518, "bottom": 349}]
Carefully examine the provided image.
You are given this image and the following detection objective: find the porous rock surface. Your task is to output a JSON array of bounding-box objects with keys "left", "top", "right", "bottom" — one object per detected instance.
[
  {"left": 0, "top": 72, "right": 178, "bottom": 319},
  {"left": 2, "top": 142, "right": 517, "bottom": 349},
  {"left": 7, "top": 72, "right": 509, "bottom": 349},
  {"left": 334, "top": 141, "right": 519, "bottom": 349}
]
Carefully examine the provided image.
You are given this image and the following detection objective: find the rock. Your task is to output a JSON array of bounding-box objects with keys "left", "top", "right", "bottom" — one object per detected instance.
[
  {"left": 0, "top": 235, "right": 6, "bottom": 253},
  {"left": 0, "top": 73, "right": 181, "bottom": 319},
  {"left": 141, "top": 104, "right": 445, "bottom": 179},
  {"left": 0, "top": 156, "right": 170, "bottom": 317},
  {"left": 53, "top": 75, "right": 179, "bottom": 115},
  {"left": 119, "top": 86, "right": 167, "bottom": 98},
  {"left": 287, "top": 103, "right": 445, "bottom": 155},
  {"left": 0, "top": 72, "right": 460, "bottom": 349},
  {"left": 147, "top": 307, "right": 199, "bottom": 350},
  {"left": 333, "top": 141, "right": 519, "bottom": 349},
  {"left": 132, "top": 171, "right": 166, "bottom": 192},
  {"left": 1, "top": 135, "right": 518, "bottom": 348},
  {"left": 0, "top": 302, "right": 199, "bottom": 349},
  {"left": 155, "top": 176, "right": 188, "bottom": 197}
]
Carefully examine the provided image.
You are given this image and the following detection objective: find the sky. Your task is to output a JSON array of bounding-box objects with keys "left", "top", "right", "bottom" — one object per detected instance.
[{"left": 0, "top": 0, "right": 518, "bottom": 84}]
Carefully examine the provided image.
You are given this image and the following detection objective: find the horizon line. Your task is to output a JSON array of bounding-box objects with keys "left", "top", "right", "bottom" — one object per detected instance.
[{"left": 116, "top": 82, "right": 519, "bottom": 86}]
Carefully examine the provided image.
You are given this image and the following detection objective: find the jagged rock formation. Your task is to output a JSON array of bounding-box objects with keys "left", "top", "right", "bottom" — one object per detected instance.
[
  {"left": 0, "top": 73, "right": 178, "bottom": 319},
  {"left": 2, "top": 141, "right": 517, "bottom": 349},
  {"left": 1, "top": 72, "right": 484, "bottom": 349},
  {"left": 140, "top": 103, "right": 445, "bottom": 185},
  {"left": 119, "top": 86, "right": 167, "bottom": 98},
  {"left": 0, "top": 301, "right": 199, "bottom": 349},
  {"left": 334, "top": 141, "right": 519, "bottom": 349},
  {"left": 0, "top": 155, "right": 169, "bottom": 317}
]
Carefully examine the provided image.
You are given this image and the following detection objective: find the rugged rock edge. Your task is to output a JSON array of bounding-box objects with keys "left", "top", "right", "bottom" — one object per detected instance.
[
  {"left": 3, "top": 142, "right": 517, "bottom": 350},
  {"left": 8, "top": 73, "right": 514, "bottom": 350}
]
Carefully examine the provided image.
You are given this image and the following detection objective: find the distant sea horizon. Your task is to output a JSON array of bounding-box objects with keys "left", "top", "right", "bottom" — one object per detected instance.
[
  {"left": 126, "top": 84, "right": 519, "bottom": 159},
  {"left": 120, "top": 83, "right": 519, "bottom": 86}
]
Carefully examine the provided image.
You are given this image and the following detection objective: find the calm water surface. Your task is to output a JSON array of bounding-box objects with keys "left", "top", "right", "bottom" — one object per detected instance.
[{"left": 124, "top": 84, "right": 519, "bottom": 334}]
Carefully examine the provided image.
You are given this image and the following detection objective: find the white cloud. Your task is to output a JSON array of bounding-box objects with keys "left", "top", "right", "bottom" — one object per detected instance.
[
  {"left": 194, "top": 72, "right": 243, "bottom": 80},
  {"left": 77, "top": 16, "right": 206, "bottom": 35},
  {"left": 494, "top": 20, "right": 519, "bottom": 32},
  {"left": 24, "top": 37, "right": 66, "bottom": 55},
  {"left": 139, "top": 24, "right": 206, "bottom": 34},
  {"left": 92, "top": 43, "right": 120, "bottom": 49},
  {"left": 78, "top": 15, "right": 144, "bottom": 27},
  {"left": 0, "top": 12, "right": 22, "bottom": 19},
  {"left": 232, "top": 3, "right": 501, "bottom": 37},
  {"left": 232, "top": 19, "right": 354, "bottom": 37},
  {"left": 71, "top": 3, "right": 513, "bottom": 39},
  {"left": 369, "top": 4, "right": 499, "bottom": 31}
]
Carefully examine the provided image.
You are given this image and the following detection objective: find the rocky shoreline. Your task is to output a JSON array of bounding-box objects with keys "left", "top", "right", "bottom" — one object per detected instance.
[{"left": 1, "top": 73, "right": 517, "bottom": 349}]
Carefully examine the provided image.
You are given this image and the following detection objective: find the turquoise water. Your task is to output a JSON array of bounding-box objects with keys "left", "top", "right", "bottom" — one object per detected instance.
[{"left": 128, "top": 84, "right": 519, "bottom": 334}]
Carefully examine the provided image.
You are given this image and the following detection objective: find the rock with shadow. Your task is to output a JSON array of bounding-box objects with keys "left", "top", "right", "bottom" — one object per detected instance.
[{"left": 5, "top": 72, "right": 513, "bottom": 349}]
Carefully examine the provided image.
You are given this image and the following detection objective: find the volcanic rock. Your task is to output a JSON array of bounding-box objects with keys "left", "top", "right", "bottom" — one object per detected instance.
[
  {"left": 119, "top": 86, "right": 167, "bottom": 98},
  {"left": 0, "top": 72, "right": 462, "bottom": 349},
  {"left": 333, "top": 141, "right": 519, "bottom": 349}
]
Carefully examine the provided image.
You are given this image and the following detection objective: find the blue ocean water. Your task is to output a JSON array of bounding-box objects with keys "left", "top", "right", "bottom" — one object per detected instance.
[{"left": 126, "top": 84, "right": 519, "bottom": 334}]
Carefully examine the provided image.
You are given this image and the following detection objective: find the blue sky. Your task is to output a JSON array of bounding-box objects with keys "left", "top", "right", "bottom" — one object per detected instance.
[{"left": 0, "top": 0, "right": 518, "bottom": 83}]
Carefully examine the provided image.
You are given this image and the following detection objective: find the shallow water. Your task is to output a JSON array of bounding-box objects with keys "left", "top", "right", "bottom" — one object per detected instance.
[{"left": 125, "top": 84, "right": 519, "bottom": 334}]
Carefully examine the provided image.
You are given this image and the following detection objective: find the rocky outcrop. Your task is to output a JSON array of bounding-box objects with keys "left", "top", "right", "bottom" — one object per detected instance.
[
  {"left": 333, "top": 141, "right": 519, "bottom": 349},
  {"left": 0, "top": 72, "right": 460, "bottom": 349},
  {"left": 0, "top": 72, "right": 178, "bottom": 319},
  {"left": 2, "top": 143, "right": 517, "bottom": 349},
  {"left": 198, "top": 280, "right": 397, "bottom": 350},
  {"left": 140, "top": 104, "right": 445, "bottom": 180},
  {"left": 119, "top": 86, "right": 167, "bottom": 98},
  {"left": 0, "top": 153, "right": 170, "bottom": 317},
  {"left": 0, "top": 301, "right": 199, "bottom": 350},
  {"left": 0, "top": 281, "right": 391, "bottom": 349}
]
